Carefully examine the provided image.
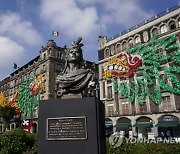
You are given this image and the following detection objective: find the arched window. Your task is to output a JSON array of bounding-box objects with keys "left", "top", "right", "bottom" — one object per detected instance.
[
  {"left": 122, "top": 42, "right": 127, "bottom": 50},
  {"left": 35, "top": 68, "right": 40, "bottom": 75},
  {"left": 18, "top": 78, "right": 21, "bottom": 85},
  {"left": 178, "top": 18, "right": 180, "bottom": 27},
  {"left": 143, "top": 31, "right": 149, "bottom": 42},
  {"left": 160, "top": 25, "right": 167, "bottom": 34},
  {"left": 30, "top": 71, "right": 34, "bottom": 77},
  {"left": 116, "top": 44, "right": 121, "bottom": 53},
  {"left": 104, "top": 48, "right": 110, "bottom": 58},
  {"left": 43, "top": 53, "right": 46, "bottom": 60},
  {"left": 152, "top": 28, "right": 158, "bottom": 36},
  {"left": 135, "top": 36, "right": 141, "bottom": 44},
  {"left": 23, "top": 75, "right": 27, "bottom": 80},
  {"left": 169, "top": 21, "right": 176, "bottom": 30},
  {"left": 128, "top": 39, "right": 133, "bottom": 47},
  {"left": 15, "top": 79, "right": 18, "bottom": 86}
]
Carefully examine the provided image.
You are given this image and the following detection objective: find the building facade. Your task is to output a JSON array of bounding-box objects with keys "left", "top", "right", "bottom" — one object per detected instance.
[
  {"left": 0, "top": 39, "right": 97, "bottom": 133},
  {"left": 98, "top": 4, "right": 180, "bottom": 139},
  {"left": 0, "top": 40, "right": 98, "bottom": 133},
  {"left": 0, "top": 40, "right": 66, "bottom": 132}
]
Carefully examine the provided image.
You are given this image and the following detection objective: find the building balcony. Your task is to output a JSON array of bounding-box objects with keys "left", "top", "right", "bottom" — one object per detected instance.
[
  {"left": 106, "top": 111, "right": 119, "bottom": 117},
  {"left": 21, "top": 114, "right": 38, "bottom": 120},
  {"left": 160, "top": 105, "right": 175, "bottom": 112},
  {"left": 105, "top": 105, "right": 176, "bottom": 117},
  {"left": 136, "top": 106, "right": 148, "bottom": 114},
  {"left": 121, "top": 109, "right": 131, "bottom": 115},
  {"left": 106, "top": 109, "right": 132, "bottom": 117}
]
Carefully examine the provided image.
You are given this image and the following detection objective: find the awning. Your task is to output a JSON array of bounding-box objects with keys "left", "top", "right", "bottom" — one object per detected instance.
[
  {"left": 105, "top": 124, "right": 113, "bottom": 128},
  {"left": 133, "top": 122, "right": 153, "bottom": 128},
  {"left": 114, "top": 123, "right": 131, "bottom": 128},
  {"left": 155, "top": 122, "right": 179, "bottom": 127}
]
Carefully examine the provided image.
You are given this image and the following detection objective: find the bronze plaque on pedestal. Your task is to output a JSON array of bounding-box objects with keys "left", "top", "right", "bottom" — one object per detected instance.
[{"left": 46, "top": 116, "right": 87, "bottom": 140}]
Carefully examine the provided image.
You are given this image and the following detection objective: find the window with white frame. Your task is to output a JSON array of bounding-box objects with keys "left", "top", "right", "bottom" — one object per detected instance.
[
  {"left": 128, "top": 39, "right": 133, "bottom": 47},
  {"left": 122, "top": 101, "right": 129, "bottom": 115},
  {"left": 169, "top": 21, "right": 176, "bottom": 30},
  {"left": 35, "top": 67, "right": 40, "bottom": 75},
  {"left": 107, "top": 104, "right": 114, "bottom": 116},
  {"left": 160, "top": 25, "right": 167, "bottom": 34},
  {"left": 122, "top": 42, "right": 127, "bottom": 50},
  {"left": 152, "top": 28, "right": 158, "bottom": 36},
  {"left": 107, "top": 86, "right": 113, "bottom": 99},
  {"left": 161, "top": 96, "right": 171, "bottom": 111},
  {"left": 116, "top": 44, "right": 121, "bottom": 53},
  {"left": 30, "top": 71, "right": 34, "bottom": 77},
  {"left": 138, "top": 103, "right": 147, "bottom": 113},
  {"left": 178, "top": 18, "right": 180, "bottom": 27},
  {"left": 104, "top": 48, "right": 110, "bottom": 58},
  {"left": 135, "top": 36, "right": 141, "bottom": 44},
  {"left": 143, "top": 31, "right": 149, "bottom": 42}
]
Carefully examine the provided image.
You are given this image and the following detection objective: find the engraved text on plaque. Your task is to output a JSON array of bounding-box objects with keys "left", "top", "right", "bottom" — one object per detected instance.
[{"left": 46, "top": 116, "right": 87, "bottom": 140}]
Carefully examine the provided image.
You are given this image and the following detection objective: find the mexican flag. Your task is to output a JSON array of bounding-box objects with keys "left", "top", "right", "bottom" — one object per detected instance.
[{"left": 52, "top": 30, "right": 59, "bottom": 36}]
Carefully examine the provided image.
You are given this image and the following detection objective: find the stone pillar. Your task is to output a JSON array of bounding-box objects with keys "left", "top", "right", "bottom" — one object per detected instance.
[
  {"left": 2, "top": 125, "right": 5, "bottom": 133},
  {"left": 10, "top": 124, "right": 12, "bottom": 131},
  {"left": 112, "top": 117, "right": 117, "bottom": 133},
  {"left": 154, "top": 120, "right": 158, "bottom": 137},
  {"left": 131, "top": 117, "right": 137, "bottom": 137}
]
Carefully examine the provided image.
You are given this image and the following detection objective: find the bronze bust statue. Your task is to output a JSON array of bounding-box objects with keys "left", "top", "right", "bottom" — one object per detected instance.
[{"left": 56, "top": 37, "right": 93, "bottom": 97}]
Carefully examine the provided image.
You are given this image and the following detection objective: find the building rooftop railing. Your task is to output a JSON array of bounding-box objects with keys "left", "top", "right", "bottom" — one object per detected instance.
[{"left": 107, "top": 3, "right": 180, "bottom": 42}]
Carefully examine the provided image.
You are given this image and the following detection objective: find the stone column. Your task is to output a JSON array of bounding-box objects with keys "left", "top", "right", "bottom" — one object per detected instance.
[
  {"left": 112, "top": 117, "right": 117, "bottom": 133},
  {"left": 131, "top": 117, "right": 137, "bottom": 137},
  {"left": 153, "top": 119, "right": 159, "bottom": 137}
]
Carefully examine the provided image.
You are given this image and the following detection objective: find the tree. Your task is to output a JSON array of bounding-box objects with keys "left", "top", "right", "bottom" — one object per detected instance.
[
  {"left": 0, "top": 92, "right": 8, "bottom": 107},
  {"left": 0, "top": 105, "right": 15, "bottom": 130},
  {"left": 0, "top": 128, "right": 37, "bottom": 154}
]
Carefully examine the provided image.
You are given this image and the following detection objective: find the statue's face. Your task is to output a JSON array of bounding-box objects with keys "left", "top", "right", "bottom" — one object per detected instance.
[{"left": 68, "top": 47, "right": 81, "bottom": 62}]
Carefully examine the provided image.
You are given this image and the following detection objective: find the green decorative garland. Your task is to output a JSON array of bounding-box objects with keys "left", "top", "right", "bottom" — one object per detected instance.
[
  {"left": 108, "top": 34, "right": 180, "bottom": 105},
  {"left": 16, "top": 77, "right": 40, "bottom": 115}
]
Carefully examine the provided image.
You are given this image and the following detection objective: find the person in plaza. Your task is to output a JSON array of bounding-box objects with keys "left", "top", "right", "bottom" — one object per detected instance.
[
  {"left": 56, "top": 37, "right": 93, "bottom": 97},
  {"left": 167, "top": 130, "right": 172, "bottom": 138},
  {"left": 160, "top": 131, "right": 164, "bottom": 139}
]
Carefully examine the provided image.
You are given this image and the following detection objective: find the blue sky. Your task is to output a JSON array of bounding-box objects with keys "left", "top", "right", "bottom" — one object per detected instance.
[{"left": 0, "top": 0, "right": 179, "bottom": 80}]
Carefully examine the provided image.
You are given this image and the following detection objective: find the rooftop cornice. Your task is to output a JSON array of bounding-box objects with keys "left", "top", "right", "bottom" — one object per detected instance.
[{"left": 106, "top": 3, "right": 180, "bottom": 43}]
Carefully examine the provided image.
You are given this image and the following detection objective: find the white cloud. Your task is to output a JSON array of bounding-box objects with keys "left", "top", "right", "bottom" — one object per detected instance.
[
  {"left": 0, "top": 12, "right": 43, "bottom": 46},
  {"left": 39, "top": 0, "right": 154, "bottom": 37},
  {"left": 76, "top": 0, "right": 97, "bottom": 5},
  {"left": 0, "top": 36, "right": 25, "bottom": 79},
  {"left": 100, "top": 0, "right": 154, "bottom": 28},
  {"left": 39, "top": 0, "right": 99, "bottom": 39},
  {"left": 39, "top": 0, "right": 154, "bottom": 62}
]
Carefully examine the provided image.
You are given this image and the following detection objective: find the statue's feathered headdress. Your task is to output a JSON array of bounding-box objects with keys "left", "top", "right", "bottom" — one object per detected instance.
[{"left": 63, "top": 37, "right": 84, "bottom": 73}]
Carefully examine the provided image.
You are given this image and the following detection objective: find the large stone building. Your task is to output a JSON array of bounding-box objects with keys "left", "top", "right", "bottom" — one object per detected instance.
[
  {"left": 98, "top": 4, "right": 180, "bottom": 139},
  {"left": 0, "top": 40, "right": 65, "bottom": 132},
  {"left": 0, "top": 39, "right": 96, "bottom": 133}
]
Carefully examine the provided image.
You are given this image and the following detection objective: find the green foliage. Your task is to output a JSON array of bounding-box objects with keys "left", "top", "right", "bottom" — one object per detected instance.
[
  {"left": 0, "top": 106, "right": 15, "bottom": 128},
  {"left": 0, "top": 129, "right": 37, "bottom": 154},
  {"left": 106, "top": 138, "right": 180, "bottom": 154}
]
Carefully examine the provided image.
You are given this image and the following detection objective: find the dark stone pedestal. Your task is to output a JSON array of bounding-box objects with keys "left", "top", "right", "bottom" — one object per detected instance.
[{"left": 38, "top": 97, "right": 105, "bottom": 154}]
